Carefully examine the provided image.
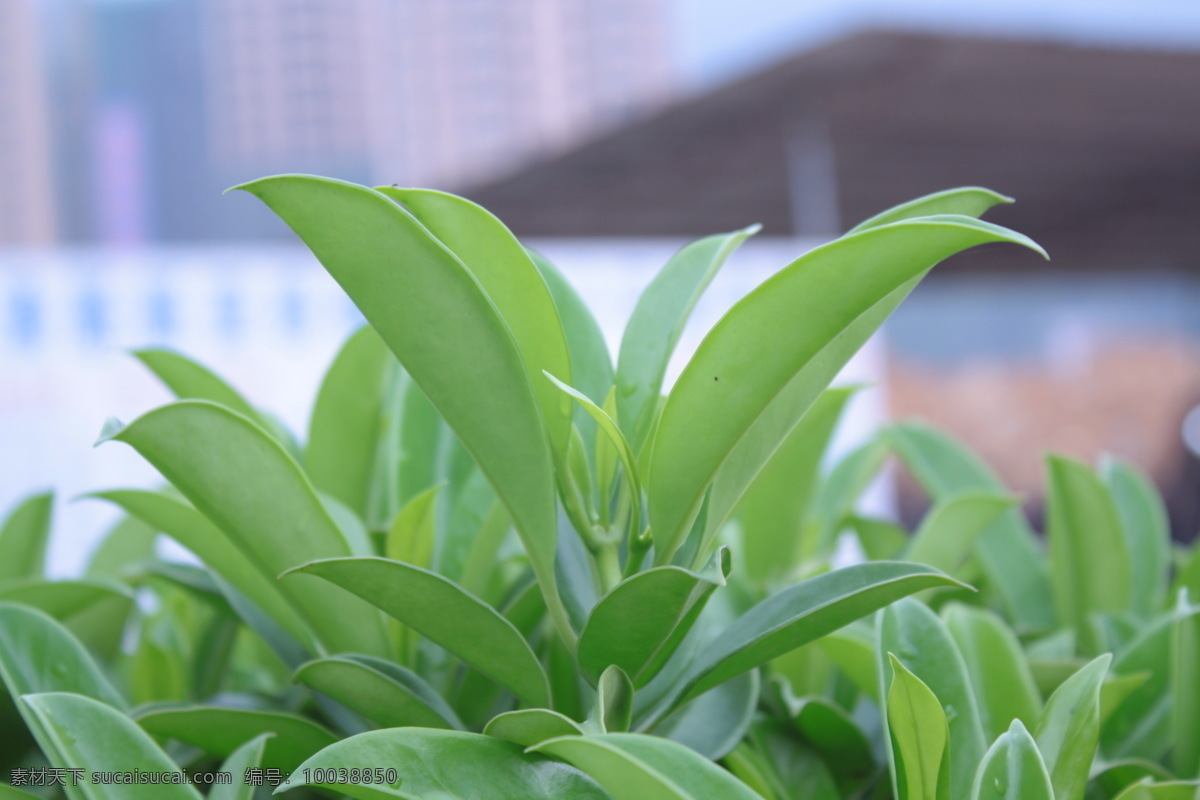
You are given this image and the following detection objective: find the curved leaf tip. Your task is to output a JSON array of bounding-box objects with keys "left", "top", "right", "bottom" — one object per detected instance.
[{"left": 94, "top": 416, "right": 126, "bottom": 447}]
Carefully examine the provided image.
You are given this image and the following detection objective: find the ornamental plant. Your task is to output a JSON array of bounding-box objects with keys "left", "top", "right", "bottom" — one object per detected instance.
[{"left": 0, "top": 177, "right": 1195, "bottom": 799}]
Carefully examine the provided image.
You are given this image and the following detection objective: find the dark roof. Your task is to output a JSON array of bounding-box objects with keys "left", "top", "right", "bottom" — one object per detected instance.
[{"left": 465, "top": 31, "right": 1200, "bottom": 272}]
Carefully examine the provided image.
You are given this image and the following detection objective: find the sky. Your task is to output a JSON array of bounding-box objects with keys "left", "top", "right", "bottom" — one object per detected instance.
[{"left": 671, "top": 0, "right": 1200, "bottom": 86}]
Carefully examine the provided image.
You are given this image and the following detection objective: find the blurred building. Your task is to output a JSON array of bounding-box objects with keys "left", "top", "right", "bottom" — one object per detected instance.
[
  {"left": 0, "top": 0, "right": 58, "bottom": 244},
  {"left": 0, "top": 0, "right": 673, "bottom": 244}
]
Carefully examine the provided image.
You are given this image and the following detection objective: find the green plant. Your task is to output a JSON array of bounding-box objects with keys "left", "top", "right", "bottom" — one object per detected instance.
[{"left": 6, "top": 177, "right": 1193, "bottom": 799}]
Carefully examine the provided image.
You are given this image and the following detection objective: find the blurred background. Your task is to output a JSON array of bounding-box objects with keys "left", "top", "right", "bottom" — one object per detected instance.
[{"left": 2, "top": 0, "right": 1199, "bottom": 573}]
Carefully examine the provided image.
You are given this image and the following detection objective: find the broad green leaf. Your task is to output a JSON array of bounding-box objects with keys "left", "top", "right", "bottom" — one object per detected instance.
[
  {"left": 84, "top": 513, "right": 157, "bottom": 579},
  {"left": 850, "top": 515, "right": 909, "bottom": 561},
  {"left": 379, "top": 187, "right": 573, "bottom": 466},
  {"left": 97, "top": 401, "right": 389, "bottom": 657},
  {"left": 588, "top": 665, "right": 635, "bottom": 733},
  {"left": 677, "top": 561, "right": 968, "bottom": 704},
  {"left": 133, "top": 348, "right": 258, "bottom": 420},
  {"left": 1112, "top": 780, "right": 1200, "bottom": 800},
  {"left": 1103, "top": 459, "right": 1171, "bottom": 619},
  {"left": 653, "top": 671, "right": 758, "bottom": 760},
  {"left": 396, "top": 371, "right": 444, "bottom": 507},
  {"left": 0, "top": 785, "right": 41, "bottom": 799},
  {"left": 787, "top": 695, "right": 873, "bottom": 777},
  {"left": 616, "top": 226, "right": 758, "bottom": 451},
  {"left": 1103, "top": 612, "right": 1180, "bottom": 761},
  {"left": 526, "top": 248, "right": 614, "bottom": 406},
  {"left": 285, "top": 556, "right": 550, "bottom": 707},
  {"left": 1046, "top": 456, "right": 1133, "bottom": 653},
  {"left": 811, "top": 437, "right": 890, "bottom": 558},
  {"left": 294, "top": 654, "right": 463, "bottom": 730},
  {"left": 210, "top": 733, "right": 271, "bottom": 800},
  {"left": 944, "top": 603, "right": 1041, "bottom": 740},
  {"left": 546, "top": 371, "right": 643, "bottom": 538},
  {"left": 578, "top": 548, "right": 730, "bottom": 686},
  {"left": 0, "top": 604, "right": 126, "bottom": 709},
  {"left": 649, "top": 215, "right": 1045, "bottom": 565},
  {"left": 0, "top": 491, "right": 53, "bottom": 582},
  {"left": 486, "top": 709, "right": 586, "bottom": 748},
  {"left": 817, "top": 621, "right": 879, "bottom": 702},
  {"left": 129, "top": 594, "right": 191, "bottom": 705},
  {"left": 734, "top": 387, "right": 853, "bottom": 584},
  {"left": 849, "top": 186, "right": 1013, "bottom": 233},
  {"left": 0, "top": 578, "right": 133, "bottom": 658},
  {"left": 284, "top": 728, "right": 612, "bottom": 800},
  {"left": 533, "top": 732, "right": 761, "bottom": 800},
  {"left": 906, "top": 491, "right": 1018, "bottom": 577},
  {"left": 305, "top": 325, "right": 395, "bottom": 519},
  {"left": 21, "top": 693, "right": 202, "bottom": 799},
  {"left": 88, "top": 489, "right": 316, "bottom": 652},
  {"left": 237, "top": 176, "right": 572, "bottom": 647},
  {"left": 459, "top": 501, "right": 514, "bottom": 603},
  {"left": 384, "top": 486, "right": 440, "bottom": 663},
  {"left": 1035, "top": 654, "right": 1110, "bottom": 800},
  {"left": 887, "top": 654, "right": 951, "bottom": 800},
  {"left": 879, "top": 598, "right": 987, "bottom": 800},
  {"left": 887, "top": 422, "right": 1053, "bottom": 632},
  {"left": 727, "top": 721, "right": 842, "bottom": 800},
  {"left": 969, "top": 719, "right": 1054, "bottom": 800},
  {"left": 1171, "top": 592, "right": 1200, "bottom": 778},
  {"left": 134, "top": 706, "right": 337, "bottom": 772}
]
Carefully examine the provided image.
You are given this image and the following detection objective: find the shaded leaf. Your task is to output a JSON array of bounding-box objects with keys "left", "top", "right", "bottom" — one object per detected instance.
[{"left": 294, "top": 654, "right": 463, "bottom": 731}]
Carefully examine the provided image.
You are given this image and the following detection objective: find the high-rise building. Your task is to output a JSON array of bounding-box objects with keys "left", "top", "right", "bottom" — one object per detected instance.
[
  {"left": 0, "top": 0, "right": 58, "bottom": 244},
  {"left": 203, "top": 0, "right": 674, "bottom": 191}
]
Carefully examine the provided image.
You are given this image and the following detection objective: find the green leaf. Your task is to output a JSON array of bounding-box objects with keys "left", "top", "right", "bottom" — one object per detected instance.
[
  {"left": 0, "top": 491, "right": 53, "bottom": 582},
  {"left": 1046, "top": 456, "right": 1133, "bottom": 653},
  {"left": 533, "top": 732, "right": 761, "bottom": 800},
  {"left": 236, "top": 175, "right": 573, "bottom": 649},
  {"left": 0, "top": 579, "right": 133, "bottom": 659},
  {"left": 850, "top": 515, "right": 909, "bottom": 561},
  {"left": 811, "top": 437, "right": 890, "bottom": 558},
  {"left": 0, "top": 603, "right": 126, "bottom": 709},
  {"left": 848, "top": 186, "right": 1013, "bottom": 233},
  {"left": 652, "top": 671, "right": 758, "bottom": 760},
  {"left": 84, "top": 513, "right": 158, "bottom": 579},
  {"left": 526, "top": 248, "right": 614, "bottom": 407},
  {"left": 285, "top": 556, "right": 550, "bottom": 707},
  {"left": 134, "top": 706, "right": 337, "bottom": 772},
  {"left": 379, "top": 187, "right": 573, "bottom": 466},
  {"left": 816, "top": 621, "right": 879, "bottom": 702},
  {"left": 786, "top": 694, "right": 873, "bottom": 777},
  {"left": 615, "top": 226, "right": 758, "bottom": 451},
  {"left": 648, "top": 214, "right": 1044, "bottom": 565},
  {"left": 97, "top": 401, "right": 389, "bottom": 657},
  {"left": 294, "top": 654, "right": 463, "bottom": 730},
  {"left": 944, "top": 603, "right": 1041, "bottom": 741},
  {"left": 879, "top": 598, "right": 987, "bottom": 800},
  {"left": 677, "top": 561, "right": 968, "bottom": 705},
  {"left": 546, "top": 371, "right": 643, "bottom": 538},
  {"left": 133, "top": 347, "right": 258, "bottom": 420},
  {"left": 906, "top": 491, "right": 1019, "bottom": 577},
  {"left": 588, "top": 665, "right": 635, "bottom": 733},
  {"left": 1103, "top": 459, "right": 1171, "bottom": 619},
  {"left": 87, "top": 489, "right": 315, "bottom": 652},
  {"left": 133, "top": 348, "right": 298, "bottom": 454},
  {"left": 1112, "top": 780, "right": 1200, "bottom": 800},
  {"left": 486, "top": 709, "right": 586, "bottom": 748},
  {"left": 887, "top": 654, "right": 951, "bottom": 800},
  {"left": 1103, "top": 612, "right": 1180, "bottom": 761},
  {"left": 1170, "top": 591, "right": 1200, "bottom": 778},
  {"left": 969, "top": 719, "right": 1054, "bottom": 800},
  {"left": 887, "top": 422, "right": 1053, "bottom": 632},
  {"left": 210, "top": 733, "right": 271, "bottom": 800},
  {"left": 734, "top": 387, "right": 854, "bottom": 583},
  {"left": 0, "top": 784, "right": 42, "bottom": 799},
  {"left": 284, "top": 728, "right": 612, "bottom": 799},
  {"left": 578, "top": 548, "right": 730, "bottom": 687},
  {"left": 305, "top": 325, "right": 396, "bottom": 519},
  {"left": 1035, "top": 654, "right": 1110, "bottom": 800},
  {"left": 21, "top": 693, "right": 203, "bottom": 799}
]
